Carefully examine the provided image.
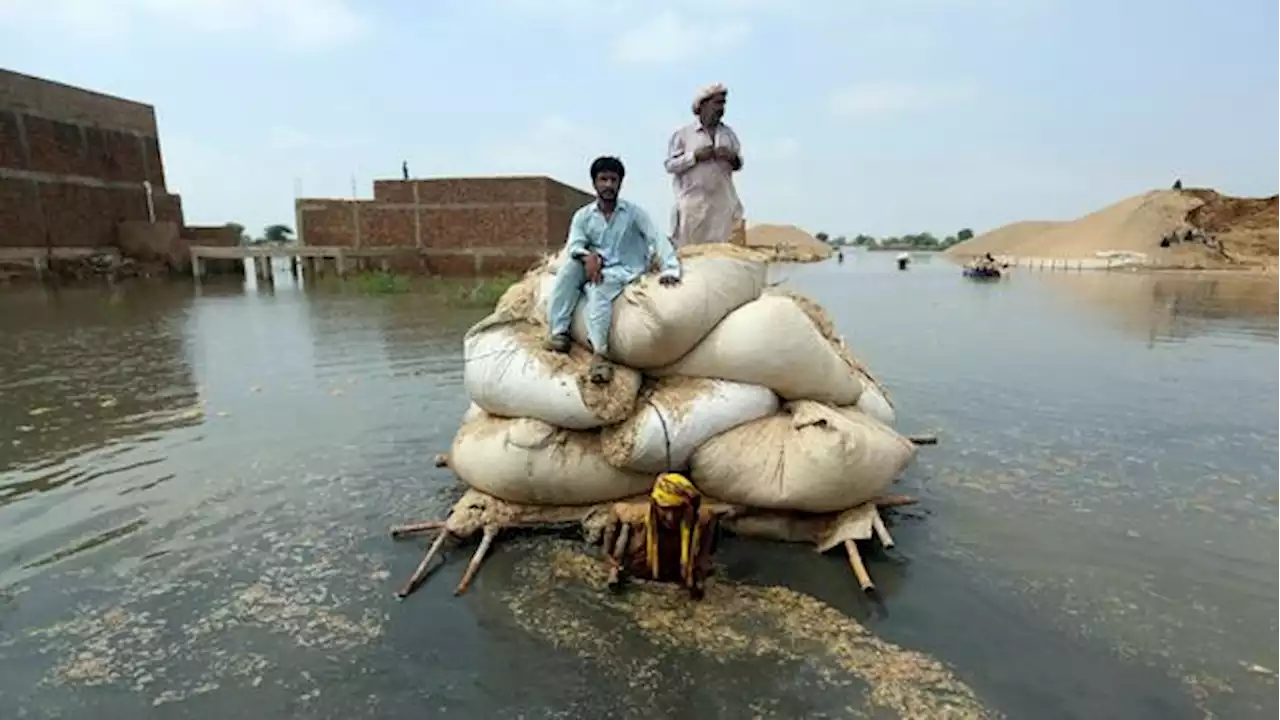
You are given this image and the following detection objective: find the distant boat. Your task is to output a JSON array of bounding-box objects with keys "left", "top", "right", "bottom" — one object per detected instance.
[{"left": 963, "top": 265, "right": 1002, "bottom": 280}]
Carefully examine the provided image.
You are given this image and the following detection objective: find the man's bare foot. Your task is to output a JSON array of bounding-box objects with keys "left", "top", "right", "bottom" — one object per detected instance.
[
  {"left": 544, "top": 333, "right": 571, "bottom": 353},
  {"left": 589, "top": 356, "right": 614, "bottom": 384}
]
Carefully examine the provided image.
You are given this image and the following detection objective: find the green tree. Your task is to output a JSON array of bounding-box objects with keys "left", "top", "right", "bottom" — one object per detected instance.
[
  {"left": 957, "top": 228, "right": 974, "bottom": 242},
  {"left": 852, "top": 234, "right": 875, "bottom": 246},
  {"left": 832, "top": 235, "right": 847, "bottom": 246},
  {"left": 228, "top": 222, "right": 251, "bottom": 245},
  {"left": 815, "top": 231, "right": 830, "bottom": 243},
  {"left": 263, "top": 224, "right": 295, "bottom": 245}
]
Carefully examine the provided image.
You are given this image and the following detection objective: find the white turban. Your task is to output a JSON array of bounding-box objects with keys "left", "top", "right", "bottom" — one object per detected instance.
[{"left": 692, "top": 83, "right": 728, "bottom": 113}]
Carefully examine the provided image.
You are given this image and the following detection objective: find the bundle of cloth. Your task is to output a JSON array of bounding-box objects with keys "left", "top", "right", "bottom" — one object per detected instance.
[{"left": 452, "top": 242, "right": 916, "bottom": 516}]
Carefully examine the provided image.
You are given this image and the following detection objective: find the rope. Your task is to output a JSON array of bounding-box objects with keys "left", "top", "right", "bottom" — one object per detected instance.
[{"left": 642, "top": 395, "right": 674, "bottom": 473}]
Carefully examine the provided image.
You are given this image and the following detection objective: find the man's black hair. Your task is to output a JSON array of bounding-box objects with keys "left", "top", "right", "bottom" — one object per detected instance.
[{"left": 590, "top": 156, "right": 626, "bottom": 181}]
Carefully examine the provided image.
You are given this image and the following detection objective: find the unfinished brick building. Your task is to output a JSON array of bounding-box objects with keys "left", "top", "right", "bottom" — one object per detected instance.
[
  {"left": 0, "top": 68, "right": 188, "bottom": 251},
  {"left": 296, "top": 176, "right": 594, "bottom": 276}
]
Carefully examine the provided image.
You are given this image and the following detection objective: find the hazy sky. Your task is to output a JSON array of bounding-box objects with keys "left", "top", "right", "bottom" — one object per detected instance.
[{"left": 1, "top": 0, "right": 1276, "bottom": 239}]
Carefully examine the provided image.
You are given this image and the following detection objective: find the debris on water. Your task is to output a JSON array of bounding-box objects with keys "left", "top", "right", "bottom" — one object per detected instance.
[
  {"left": 1242, "top": 662, "right": 1275, "bottom": 677},
  {"left": 28, "top": 407, "right": 54, "bottom": 416},
  {"left": 99, "top": 397, "right": 118, "bottom": 408},
  {"left": 1126, "top": 530, "right": 1141, "bottom": 538},
  {"left": 28, "top": 522, "right": 388, "bottom": 707},
  {"left": 502, "top": 544, "right": 993, "bottom": 719}
]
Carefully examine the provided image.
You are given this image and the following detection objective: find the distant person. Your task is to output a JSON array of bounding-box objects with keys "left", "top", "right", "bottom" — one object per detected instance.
[
  {"left": 545, "top": 156, "right": 681, "bottom": 384},
  {"left": 1172, "top": 179, "right": 1183, "bottom": 190},
  {"left": 665, "top": 83, "right": 744, "bottom": 247},
  {"left": 402, "top": 161, "right": 409, "bottom": 180},
  {"left": 837, "top": 250, "right": 845, "bottom": 264}
]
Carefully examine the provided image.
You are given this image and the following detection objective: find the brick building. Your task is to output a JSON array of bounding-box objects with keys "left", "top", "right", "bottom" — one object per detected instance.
[
  {"left": 296, "top": 176, "right": 594, "bottom": 276},
  {"left": 0, "top": 68, "right": 191, "bottom": 251}
]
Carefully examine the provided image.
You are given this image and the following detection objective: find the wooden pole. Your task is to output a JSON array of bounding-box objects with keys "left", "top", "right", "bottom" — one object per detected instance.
[
  {"left": 844, "top": 540, "right": 874, "bottom": 592},
  {"left": 397, "top": 530, "right": 450, "bottom": 598},
  {"left": 454, "top": 527, "right": 498, "bottom": 595}
]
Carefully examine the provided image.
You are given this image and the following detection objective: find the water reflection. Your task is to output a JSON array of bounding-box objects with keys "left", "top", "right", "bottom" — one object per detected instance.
[
  {"left": 1040, "top": 271, "right": 1279, "bottom": 344},
  {"left": 0, "top": 284, "right": 202, "bottom": 484}
]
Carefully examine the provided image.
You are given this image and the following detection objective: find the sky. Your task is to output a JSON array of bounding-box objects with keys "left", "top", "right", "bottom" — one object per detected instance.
[{"left": 1, "top": 0, "right": 1276, "bottom": 239}]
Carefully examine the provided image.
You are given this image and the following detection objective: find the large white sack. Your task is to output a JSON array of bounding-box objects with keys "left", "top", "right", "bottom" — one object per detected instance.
[
  {"left": 654, "top": 295, "right": 865, "bottom": 405},
  {"left": 463, "top": 318, "right": 641, "bottom": 429},
  {"left": 537, "top": 250, "right": 767, "bottom": 369},
  {"left": 450, "top": 412, "right": 653, "bottom": 505},
  {"left": 601, "top": 377, "right": 779, "bottom": 474},
  {"left": 772, "top": 289, "right": 897, "bottom": 425},
  {"left": 690, "top": 401, "right": 915, "bottom": 513}
]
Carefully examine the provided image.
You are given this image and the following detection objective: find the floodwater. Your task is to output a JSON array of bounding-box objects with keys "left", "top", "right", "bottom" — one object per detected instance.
[{"left": 1, "top": 254, "right": 1276, "bottom": 719}]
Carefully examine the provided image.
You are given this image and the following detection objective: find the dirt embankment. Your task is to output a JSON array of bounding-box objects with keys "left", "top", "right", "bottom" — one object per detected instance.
[
  {"left": 946, "top": 188, "right": 1278, "bottom": 270},
  {"left": 1182, "top": 190, "right": 1278, "bottom": 262},
  {"left": 744, "top": 224, "right": 833, "bottom": 262}
]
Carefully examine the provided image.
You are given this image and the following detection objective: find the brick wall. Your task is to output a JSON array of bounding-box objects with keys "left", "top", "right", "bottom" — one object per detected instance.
[
  {"left": 185, "top": 224, "right": 240, "bottom": 247},
  {"left": 0, "top": 70, "right": 180, "bottom": 249},
  {"left": 0, "top": 69, "right": 158, "bottom": 135},
  {"left": 298, "top": 176, "right": 593, "bottom": 276}
]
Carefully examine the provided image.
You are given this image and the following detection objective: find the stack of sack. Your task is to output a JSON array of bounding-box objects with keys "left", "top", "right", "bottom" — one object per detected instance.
[{"left": 452, "top": 244, "right": 916, "bottom": 513}]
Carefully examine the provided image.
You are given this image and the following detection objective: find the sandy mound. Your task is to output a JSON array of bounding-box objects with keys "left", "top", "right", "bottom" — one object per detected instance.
[
  {"left": 942, "top": 221, "right": 1063, "bottom": 258},
  {"left": 745, "top": 224, "right": 833, "bottom": 263},
  {"left": 948, "top": 189, "right": 1279, "bottom": 269},
  {"left": 948, "top": 190, "right": 1199, "bottom": 259}
]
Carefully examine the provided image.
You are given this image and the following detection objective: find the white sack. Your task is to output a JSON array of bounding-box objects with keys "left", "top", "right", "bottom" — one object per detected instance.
[
  {"left": 463, "top": 318, "right": 640, "bottom": 429},
  {"left": 853, "top": 380, "right": 895, "bottom": 426},
  {"left": 655, "top": 295, "right": 865, "bottom": 405},
  {"left": 690, "top": 401, "right": 915, "bottom": 513},
  {"left": 601, "top": 377, "right": 779, "bottom": 474},
  {"left": 538, "top": 254, "right": 766, "bottom": 369},
  {"left": 450, "top": 413, "right": 653, "bottom": 505}
]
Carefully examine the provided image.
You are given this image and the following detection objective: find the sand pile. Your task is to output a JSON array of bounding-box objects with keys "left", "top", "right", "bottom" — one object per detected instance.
[
  {"left": 947, "top": 189, "right": 1279, "bottom": 269},
  {"left": 941, "top": 221, "right": 1063, "bottom": 259},
  {"left": 744, "top": 223, "right": 834, "bottom": 263}
]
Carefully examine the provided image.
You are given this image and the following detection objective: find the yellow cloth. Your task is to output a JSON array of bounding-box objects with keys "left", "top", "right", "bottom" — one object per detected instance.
[{"left": 646, "top": 473, "right": 703, "bottom": 586}]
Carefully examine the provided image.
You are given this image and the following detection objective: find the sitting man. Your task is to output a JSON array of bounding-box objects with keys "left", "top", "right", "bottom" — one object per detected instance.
[
  {"left": 545, "top": 156, "right": 681, "bottom": 384},
  {"left": 607, "top": 473, "right": 720, "bottom": 600}
]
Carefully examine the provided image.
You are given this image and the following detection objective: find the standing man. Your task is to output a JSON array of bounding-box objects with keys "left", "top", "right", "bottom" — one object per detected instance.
[
  {"left": 402, "top": 161, "right": 410, "bottom": 180},
  {"left": 545, "top": 156, "right": 681, "bottom": 384},
  {"left": 664, "top": 83, "right": 745, "bottom": 247}
]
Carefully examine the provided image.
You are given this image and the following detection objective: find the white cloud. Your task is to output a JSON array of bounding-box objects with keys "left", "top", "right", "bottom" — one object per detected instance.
[
  {"left": 829, "top": 83, "right": 969, "bottom": 120},
  {"left": 477, "top": 115, "right": 604, "bottom": 178},
  {"left": 612, "top": 10, "right": 751, "bottom": 66},
  {"left": 0, "top": 0, "right": 369, "bottom": 50}
]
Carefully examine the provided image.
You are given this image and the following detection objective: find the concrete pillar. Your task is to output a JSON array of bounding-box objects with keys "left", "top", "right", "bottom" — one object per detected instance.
[{"left": 335, "top": 250, "right": 347, "bottom": 278}]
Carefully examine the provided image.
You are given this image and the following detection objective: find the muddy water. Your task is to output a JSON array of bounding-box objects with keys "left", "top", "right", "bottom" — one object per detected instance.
[{"left": 0, "top": 257, "right": 1275, "bottom": 718}]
